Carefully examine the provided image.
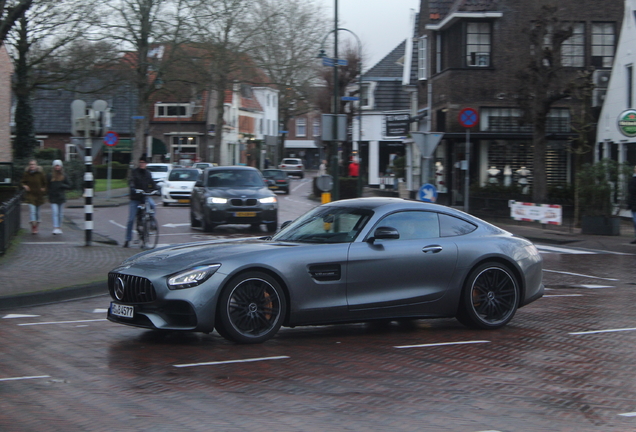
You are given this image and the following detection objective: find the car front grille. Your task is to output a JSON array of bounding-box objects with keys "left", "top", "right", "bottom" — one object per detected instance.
[
  {"left": 108, "top": 273, "right": 157, "bottom": 303},
  {"left": 230, "top": 198, "right": 258, "bottom": 206}
]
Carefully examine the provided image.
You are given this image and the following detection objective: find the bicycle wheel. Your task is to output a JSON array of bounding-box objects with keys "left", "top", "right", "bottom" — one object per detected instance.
[{"left": 142, "top": 216, "right": 159, "bottom": 249}]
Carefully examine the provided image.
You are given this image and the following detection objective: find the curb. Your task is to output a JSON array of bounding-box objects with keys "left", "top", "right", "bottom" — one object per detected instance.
[{"left": 0, "top": 281, "right": 109, "bottom": 310}]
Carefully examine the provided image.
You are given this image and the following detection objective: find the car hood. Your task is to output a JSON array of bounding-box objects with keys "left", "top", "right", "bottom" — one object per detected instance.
[
  {"left": 205, "top": 187, "right": 271, "bottom": 197},
  {"left": 113, "top": 238, "right": 291, "bottom": 272},
  {"left": 163, "top": 181, "right": 196, "bottom": 188}
]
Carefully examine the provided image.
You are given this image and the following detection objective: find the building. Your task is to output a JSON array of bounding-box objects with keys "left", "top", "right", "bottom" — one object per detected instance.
[
  {"left": 596, "top": 0, "right": 636, "bottom": 168},
  {"left": 0, "top": 44, "right": 13, "bottom": 163},
  {"left": 415, "top": 0, "right": 624, "bottom": 205}
]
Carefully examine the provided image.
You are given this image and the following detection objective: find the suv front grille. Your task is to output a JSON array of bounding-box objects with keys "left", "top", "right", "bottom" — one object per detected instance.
[
  {"left": 108, "top": 273, "right": 157, "bottom": 303},
  {"left": 230, "top": 198, "right": 257, "bottom": 206}
]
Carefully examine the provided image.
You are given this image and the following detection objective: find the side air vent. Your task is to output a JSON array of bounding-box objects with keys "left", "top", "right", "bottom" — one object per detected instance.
[{"left": 308, "top": 264, "right": 341, "bottom": 281}]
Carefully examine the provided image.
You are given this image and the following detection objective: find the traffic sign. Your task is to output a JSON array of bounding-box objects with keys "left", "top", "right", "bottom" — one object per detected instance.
[
  {"left": 322, "top": 57, "right": 348, "bottom": 67},
  {"left": 104, "top": 131, "right": 119, "bottom": 147},
  {"left": 419, "top": 183, "right": 438, "bottom": 203},
  {"left": 458, "top": 107, "right": 479, "bottom": 128}
]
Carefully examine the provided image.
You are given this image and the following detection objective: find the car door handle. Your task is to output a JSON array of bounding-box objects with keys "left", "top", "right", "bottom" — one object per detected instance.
[{"left": 422, "top": 245, "right": 443, "bottom": 254}]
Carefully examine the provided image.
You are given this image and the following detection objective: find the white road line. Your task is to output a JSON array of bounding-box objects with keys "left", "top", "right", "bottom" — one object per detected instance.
[
  {"left": 544, "top": 294, "right": 584, "bottom": 297},
  {"left": 0, "top": 375, "right": 50, "bottom": 382},
  {"left": 569, "top": 327, "right": 636, "bottom": 335},
  {"left": 93, "top": 309, "right": 108, "bottom": 313},
  {"left": 575, "top": 284, "right": 615, "bottom": 289},
  {"left": 174, "top": 355, "right": 290, "bottom": 368},
  {"left": 3, "top": 314, "right": 40, "bottom": 319},
  {"left": 543, "top": 269, "right": 619, "bottom": 281},
  {"left": 394, "top": 340, "right": 490, "bottom": 349},
  {"left": 162, "top": 223, "right": 191, "bottom": 228},
  {"left": 537, "top": 245, "right": 595, "bottom": 254},
  {"left": 619, "top": 412, "right": 636, "bottom": 417},
  {"left": 109, "top": 220, "right": 126, "bottom": 229},
  {"left": 21, "top": 242, "right": 67, "bottom": 245},
  {"left": 18, "top": 319, "right": 108, "bottom": 326}
]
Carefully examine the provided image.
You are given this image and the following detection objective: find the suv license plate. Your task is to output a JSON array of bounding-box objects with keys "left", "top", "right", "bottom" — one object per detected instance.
[
  {"left": 111, "top": 302, "right": 134, "bottom": 318},
  {"left": 235, "top": 212, "right": 257, "bottom": 217}
]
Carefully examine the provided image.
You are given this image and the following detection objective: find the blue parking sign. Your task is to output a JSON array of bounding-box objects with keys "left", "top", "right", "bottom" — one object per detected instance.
[{"left": 419, "top": 183, "right": 438, "bottom": 202}]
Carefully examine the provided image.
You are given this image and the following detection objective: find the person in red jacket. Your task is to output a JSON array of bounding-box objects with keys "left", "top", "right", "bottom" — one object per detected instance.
[{"left": 348, "top": 159, "right": 359, "bottom": 177}]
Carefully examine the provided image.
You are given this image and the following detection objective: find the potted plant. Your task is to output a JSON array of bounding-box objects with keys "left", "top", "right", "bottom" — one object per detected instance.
[{"left": 576, "top": 159, "right": 629, "bottom": 236}]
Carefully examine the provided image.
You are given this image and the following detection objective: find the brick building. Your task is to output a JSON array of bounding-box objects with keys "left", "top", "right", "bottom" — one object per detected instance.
[{"left": 415, "top": 0, "right": 624, "bottom": 205}]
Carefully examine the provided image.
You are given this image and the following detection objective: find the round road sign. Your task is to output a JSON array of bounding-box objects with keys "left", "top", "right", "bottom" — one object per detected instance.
[
  {"left": 458, "top": 107, "right": 479, "bottom": 128},
  {"left": 104, "top": 131, "right": 119, "bottom": 147}
]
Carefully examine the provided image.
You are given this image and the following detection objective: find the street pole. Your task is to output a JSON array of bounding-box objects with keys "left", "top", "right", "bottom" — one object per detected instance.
[
  {"left": 464, "top": 128, "right": 470, "bottom": 213},
  {"left": 331, "top": 0, "right": 340, "bottom": 201},
  {"left": 84, "top": 116, "right": 93, "bottom": 246}
]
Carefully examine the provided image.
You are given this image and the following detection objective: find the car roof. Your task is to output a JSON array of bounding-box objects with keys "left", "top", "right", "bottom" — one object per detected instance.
[{"left": 208, "top": 165, "right": 260, "bottom": 172}]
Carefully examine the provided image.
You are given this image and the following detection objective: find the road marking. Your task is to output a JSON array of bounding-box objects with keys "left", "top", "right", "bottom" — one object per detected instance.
[
  {"left": 543, "top": 269, "right": 618, "bottom": 281},
  {"left": 109, "top": 220, "right": 126, "bottom": 229},
  {"left": 162, "top": 223, "right": 191, "bottom": 228},
  {"left": 174, "top": 355, "right": 290, "bottom": 368},
  {"left": 3, "top": 314, "right": 40, "bottom": 319},
  {"left": 394, "top": 340, "right": 490, "bottom": 349},
  {"left": 575, "top": 284, "right": 615, "bottom": 289},
  {"left": 21, "top": 242, "right": 67, "bottom": 245},
  {"left": 537, "top": 245, "right": 595, "bottom": 254},
  {"left": 543, "top": 294, "right": 583, "bottom": 297},
  {"left": 93, "top": 309, "right": 108, "bottom": 313},
  {"left": 619, "top": 412, "right": 636, "bottom": 417},
  {"left": 0, "top": 375, "right": 50, "bottom": 382},
  {"left": 569, "top": 327, "right": 636, "bottom": 335},
  {"left": 18, "top": 319, "right": 108, "bottom": 326}
]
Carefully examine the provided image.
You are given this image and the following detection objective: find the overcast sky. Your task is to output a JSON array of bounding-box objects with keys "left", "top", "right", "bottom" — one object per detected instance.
[{"left": 318, "top": 0, "right": 421, "bottom": 70}]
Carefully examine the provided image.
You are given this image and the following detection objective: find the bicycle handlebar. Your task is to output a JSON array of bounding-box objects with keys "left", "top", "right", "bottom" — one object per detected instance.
[{"left": 134, "top": 189, "right": 159, "bottom": 195}]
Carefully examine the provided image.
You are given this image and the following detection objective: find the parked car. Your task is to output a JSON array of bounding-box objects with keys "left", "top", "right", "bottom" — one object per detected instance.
[
  {"left": 145, "top": 163, "right": 173, "bottom": 186},
  {"left": 190, "top": 165, "right": 278, "bottom": 232},
  {"left": 107, "top": 197, "right": 544, "bottom": 344},
  {"left": 278, "top": 158, "right": 304, "bottom": 178},
  {"left": 160, "top": 168, "right": 201, "bottom": 206},
  {"left": 193, "top": 162, "right": 217, "bottom": 170},
  {"left": 261, "top": 169, "right": 290, "bottom": 194}
]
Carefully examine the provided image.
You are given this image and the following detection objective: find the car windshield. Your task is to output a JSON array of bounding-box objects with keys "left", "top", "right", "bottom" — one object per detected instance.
[
  {"left": 168, "top": 169, "right": 199, "bottom": 181},
  {"left": 273, "top": 206, "right": 373, "bottom": 244},
  {"left": 207, "top": 170, "right": 265, "bottom": 187},
  {"left": 262, "top": 170, "right": 286, "bottom": 180},
  {"left": 147, "top": 165, "right": 169, "bottom": 172},
  {"left": 282, "top": 159, "right": 300, "bottom": 165}
]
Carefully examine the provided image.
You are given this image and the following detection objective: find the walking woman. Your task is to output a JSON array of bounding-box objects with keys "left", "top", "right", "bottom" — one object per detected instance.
[
  {"left": 48, "top": 160, "right": 71, "bottom": 235},
  {"left": 21, "top": 159, "right": 47, "bottom": 234}
]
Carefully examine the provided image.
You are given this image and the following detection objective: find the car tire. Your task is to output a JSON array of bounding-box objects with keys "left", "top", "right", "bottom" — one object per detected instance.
[
  {"left": 284, "top": 188, "right": 290, "bottom": 195},
  {"left": 216, "top": 271, "right": 286, "bottom": 344},
  {"left": 190, "top": 210, "right": 201, "bottom": 228},
  {"left": 203, "top": 218, "right": 215, "bottom": 233},
  {"left": 266, "top": 218, "right": 278, "bottom": 233},
  {"left": 163, "top": 202, "right": 169, "bottom": 207},
  {"left": 456, "top": 263, "right": 519, "bottom": 329}
]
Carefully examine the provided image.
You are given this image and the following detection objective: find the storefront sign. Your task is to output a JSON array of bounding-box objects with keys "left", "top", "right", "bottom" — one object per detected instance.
[
  {"left": 510, "top": 201, "right": 562, "bottom": 225},
  {"left": 617, "top": 109, "right": 636, "bottom": 137},
  {"left": 385, "top": 114, "right": 410, "bottom": 137}
]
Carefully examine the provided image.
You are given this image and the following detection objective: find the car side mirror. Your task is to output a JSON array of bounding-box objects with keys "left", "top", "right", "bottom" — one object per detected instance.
[
  {"left": 280, "top": 220, "right": 292, "bottom": 230},
  {"left": 195, "top": 180, "right": 203, "bottom": 187},
  {"left": 367, "top": 226, "right": 399, "bottom": 243}
]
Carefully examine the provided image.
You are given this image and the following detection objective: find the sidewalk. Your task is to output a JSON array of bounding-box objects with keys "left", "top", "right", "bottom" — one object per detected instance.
[{"left": 1, "top": 187, "right": 635, "bottom": 310}]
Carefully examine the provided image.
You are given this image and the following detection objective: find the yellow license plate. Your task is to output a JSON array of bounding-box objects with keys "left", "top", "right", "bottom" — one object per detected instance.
[
  {"left": 235, "top": 212, "right": 257, "bottom": 217},
  {"left": 178, "top": 199, "right": 190, "bottom": 203}
]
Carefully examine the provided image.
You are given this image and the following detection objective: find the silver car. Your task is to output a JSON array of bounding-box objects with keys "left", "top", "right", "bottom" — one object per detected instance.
[{"left": 107, "top": 197, "right": 543, "bottom": 344}]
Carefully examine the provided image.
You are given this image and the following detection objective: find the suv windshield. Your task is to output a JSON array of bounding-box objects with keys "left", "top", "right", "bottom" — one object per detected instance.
[
  {"left": 147, "top": 165, "right": 169, "bottom": 172},
  {"left": 168, "top": 169, "right": 199, "bottom": 181},
  {"left": 207, "top": 170, "right": 265, "bottom": 187},
  {"left": 273, "top": 206, "right": 373, "bottom": 244}
]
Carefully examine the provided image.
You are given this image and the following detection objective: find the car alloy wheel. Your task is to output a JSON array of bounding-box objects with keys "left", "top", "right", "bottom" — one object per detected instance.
[
  {"left": 457, "top": 263, "right": 519, "bottom": 329},
  {"left": 216, "top": 271, "right": 286, "bottom": 344}
]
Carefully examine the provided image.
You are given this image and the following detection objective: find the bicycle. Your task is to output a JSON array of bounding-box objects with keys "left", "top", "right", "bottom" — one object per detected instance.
[{"left": 134, "top": 190, "right": 159, "bottom": 249}]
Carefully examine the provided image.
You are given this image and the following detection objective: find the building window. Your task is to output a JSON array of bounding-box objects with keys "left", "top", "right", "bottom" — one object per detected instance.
[
  {"left": 296, "top": 118, "right": 306, "bottom": 137},
  {"left": 592, "top": 23, "right": 615, "bottom": 68},
  {"left": 155, "top": 103, "right": 189, "bottom": 118},
  {"left": 627, "top": 65, "right": 633, "bottom": 108},
  {"left": 562, "top": 23, "right": 585, "bottom": 67},
  {"left": 418, "top": 36, "right": 428, "bottom": 80},
  {"left": 65, "top": 143, "right": 78, "bottom": 161},
  {"left": 481, "top": 107, "right": 570, "bottom": 133},
  {"left": 466, "top": 22, "right": 491, "bottom": 67},
  {"left": 313, "top": 120, "right": 320, "bottom": 137},
  {"left": 360, "top": 82, "right": 376, "bottom": 110},
  {"left": 436, "top": 34, "right": 442, "bottom": 73}
]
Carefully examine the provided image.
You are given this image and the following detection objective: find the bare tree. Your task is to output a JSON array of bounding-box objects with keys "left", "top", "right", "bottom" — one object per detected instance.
[
  {"left": 516, "top": 3, "right": 584, "bottom": 203},
  {"left": 98, "top": 0, "right": 193, "bottom": 163},
  {"left": 0, "top": 0, "right": 32, "bottom": 44},
  {"left": 248, "top": 0, "right": 330, "bottom": 158}
]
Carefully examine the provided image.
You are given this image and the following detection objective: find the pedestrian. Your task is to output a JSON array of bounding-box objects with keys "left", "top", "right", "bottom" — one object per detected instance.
[
  {"left": 318, "top": 159, "right": 327, "bottom": 176},
  {"left": 124, "top": 155, "right": 157, "bottom": 248},
  {"left": 628, "top": 165, "right": 636, "bottom": 244},
  {"left": 348, "top": 159, "right": 359, "bottom": 177},
  {"left": 21, "top": 159, "right": 47, "bottom": 234},
  {"left": 47, "top": 160, "right": 72, "bottom": 235}
]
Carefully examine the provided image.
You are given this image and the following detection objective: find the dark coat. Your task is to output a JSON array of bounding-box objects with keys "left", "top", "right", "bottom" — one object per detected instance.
[
  {"left": 628, "top": 174, "right": 636, "bottom": 212},
  {"left": 129, "top": 167, "right": 156, "bottom": 201},
  {"left": 47, "top": 174, "right": 72, "bottom": 204},
  {"left": 21, "top": 168, "right": 47, "bottom": 206}
]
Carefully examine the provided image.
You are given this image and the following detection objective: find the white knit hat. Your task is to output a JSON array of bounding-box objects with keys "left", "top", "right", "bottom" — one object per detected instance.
[{"left": 52, "top": 159, "right": 63, "bottom": 167}]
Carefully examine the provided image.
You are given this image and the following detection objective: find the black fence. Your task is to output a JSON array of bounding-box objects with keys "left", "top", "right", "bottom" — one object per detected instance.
[{"left": 0, "top": 190, "right": 23, "bottom": 255}]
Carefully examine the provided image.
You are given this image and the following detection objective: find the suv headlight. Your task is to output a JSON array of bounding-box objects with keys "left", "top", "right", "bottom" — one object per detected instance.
[
  {"left": 259, "top": 196, "right": 277, "bottom": 204},
  {"left": 168, "top": 264, "right": 221, "bottom": 289},
  {"left": 207, "top": 197, "right": 227, "bottom": 204}
]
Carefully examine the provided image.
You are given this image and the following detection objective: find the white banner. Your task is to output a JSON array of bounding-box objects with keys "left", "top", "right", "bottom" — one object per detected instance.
[{"left": 510, "top": 201, "right": 562, "bottom": 225}]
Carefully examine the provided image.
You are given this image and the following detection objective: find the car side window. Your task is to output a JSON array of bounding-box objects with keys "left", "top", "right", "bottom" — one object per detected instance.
[
  {"left": 439, "top": 214, "right": 477, "bottom": 237},
  {"left": 377, "top": 211, "right": 440, "bottom": 240}
]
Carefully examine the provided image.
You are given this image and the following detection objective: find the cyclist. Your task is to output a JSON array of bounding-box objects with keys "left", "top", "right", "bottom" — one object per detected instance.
[{"left": 123, "top": 155, "right": 157, "bottom": 248}]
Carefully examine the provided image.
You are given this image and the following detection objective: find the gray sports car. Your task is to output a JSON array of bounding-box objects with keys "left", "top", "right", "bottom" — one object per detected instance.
[{"left": 107, "top": 197, "right": 543, "bottom": 344}]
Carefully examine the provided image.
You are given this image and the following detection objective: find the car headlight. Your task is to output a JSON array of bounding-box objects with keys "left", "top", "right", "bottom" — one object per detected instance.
[
  {"left": 259, "top": 196, "right": 277, "bottom": 204},
  {"left": 167, "top": 264, "right": 221, "bottom": 289},
  {"left": 207, "top": 197, "right": 227, "bottom": 204}
]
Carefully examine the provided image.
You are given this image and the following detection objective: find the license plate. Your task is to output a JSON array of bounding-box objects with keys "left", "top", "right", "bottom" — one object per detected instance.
[
  {"left": 269, "top": 186, "right": 279, "bottom": 189},
  {"left": 111, "top": 302, "right": 134, "bottom": 318},
  {"left": 178, "top": 199, "right": 190, "bottom": 203},
  {"left": 235, "top": 211, "right": 257, "bottom": 217}
]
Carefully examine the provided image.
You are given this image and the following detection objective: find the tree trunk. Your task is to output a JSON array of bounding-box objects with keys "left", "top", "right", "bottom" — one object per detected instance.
[{"left": 532, "top": 107, "right": 548, "bottom": 203}]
